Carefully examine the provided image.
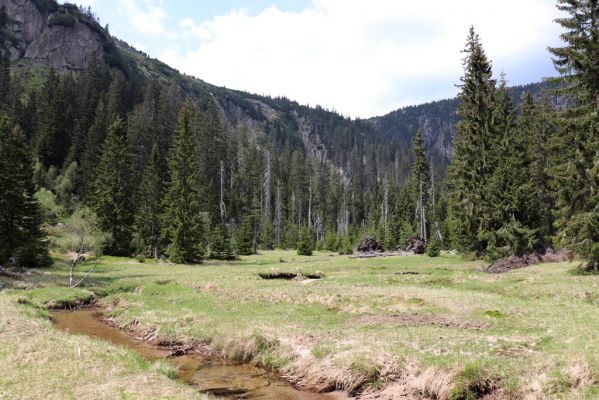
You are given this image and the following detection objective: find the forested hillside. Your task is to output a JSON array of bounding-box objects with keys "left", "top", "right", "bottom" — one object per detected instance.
[
  {"left": 1, "top": 0, "right": 598, "bottom": 273},
  {"left": 367, "top": 82, "right": 552, "bottom": 176}
]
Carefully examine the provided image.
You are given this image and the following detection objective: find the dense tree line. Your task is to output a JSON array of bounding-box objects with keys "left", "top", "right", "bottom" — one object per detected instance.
[
  {"left": 1, "top": 0, "right": 599, "bottom": 270},
  {"left": 0, "top": 49, "right": 444, "bottom": 265},
  {"left": 447, "top": 2, "right": 599, "bottom": 271}
]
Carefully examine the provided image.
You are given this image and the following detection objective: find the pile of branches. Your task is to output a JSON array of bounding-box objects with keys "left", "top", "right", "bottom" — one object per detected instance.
[
  {"left": 406, "top": 238, "right": 426, "bottom": 254},
  {"left": 356, "top": 235, "right": 384, "bottom": 253}
]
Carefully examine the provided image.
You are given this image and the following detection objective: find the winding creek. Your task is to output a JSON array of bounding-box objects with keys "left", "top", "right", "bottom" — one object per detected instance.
[{"left": 51, "top": 309, "right": 342, "bottom": 400}]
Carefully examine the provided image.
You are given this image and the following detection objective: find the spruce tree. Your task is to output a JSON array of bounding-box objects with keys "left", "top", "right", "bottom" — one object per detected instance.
[
  {"left": 526, "top": 92, "right": 555, "bottom": 245},
  {"left": 412, "top": 130, "right": 430, "bottom": 243},
  {"left": 67, "top": 53, "right": 107, "bottom": 167},
  {"left": 260, "top": 218, "right": 275, "bottom": 250},
  {"left": 91, "top": 118, "right": 133, "bottom": 256},
  {"left": 161, "top": 101, "right": 205, "bottom": 264},
  {"left": 548, "top": 0, "right": 599, "bottom": 269},
  {"left": 0, "top": 116, "right": 51, "bottom": 267},
  {"left": 210, "top": 224, "right": 235, "bottom": 260},
  {"left": 324, "top": 228, "right": 338, "bottom": 252},
  {"left": 426, "top": 237, "right": 440, "bottom": 257},
  {"left": 133, "top": 144, "right": 164, "bottom": 258},
  {"left": 80, "top": 98, "right": 108, "bottom": 198},
  {"left": 34, "top": 70, "right": 63, "bottom": 167},
  {"left": 210, "top": 224, "right": 226, "bottom": 260},
  {"left": 223, "top": 226, "right": 236, "bottom": 260},
  {"left": 236, "top": 213, "right": 256, "bottom": 256},
  {"left": 447, "top": 27, "right": 497, "bottom": 256},
  {"left": 297, "top": 226, "right": 314, "bottom": 256},
  {"left": 484, "top": 80, "right": 538, "bottom": 258}
]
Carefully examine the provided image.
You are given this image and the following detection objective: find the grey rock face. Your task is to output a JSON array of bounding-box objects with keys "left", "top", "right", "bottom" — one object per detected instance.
[
  {"left": 24, "top": 22, "right": 102, "bottom": 70},
  {"left": 1, "top": 0, "right": 103, "bottom": 70}
]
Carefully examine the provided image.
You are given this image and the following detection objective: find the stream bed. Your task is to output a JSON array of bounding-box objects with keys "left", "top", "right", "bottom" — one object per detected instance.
[{"left": 51, "top": 309, "right": 342, "bottom": 400}]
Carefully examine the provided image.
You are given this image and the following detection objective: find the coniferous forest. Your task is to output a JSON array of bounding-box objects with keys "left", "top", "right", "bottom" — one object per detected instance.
[
  {"left": 0, "top": 0, "right": 598, "bottom": 273},
  {"left": 6, "top": 1, "right": 599, "bottom": 399}
]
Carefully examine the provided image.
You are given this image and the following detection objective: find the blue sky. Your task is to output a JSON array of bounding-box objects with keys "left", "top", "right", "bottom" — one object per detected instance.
[{"left": 70, "top": 0, "right": 563, "bottom": 118}]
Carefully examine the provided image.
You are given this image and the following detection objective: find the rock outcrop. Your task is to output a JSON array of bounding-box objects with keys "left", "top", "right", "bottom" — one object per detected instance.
[{"left": 1, "top": 0, "right": 103, "bottom": 70}]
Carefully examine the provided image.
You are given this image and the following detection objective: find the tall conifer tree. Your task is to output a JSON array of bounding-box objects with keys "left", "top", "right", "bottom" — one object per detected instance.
[
  {"left": 133, "top": 144, "right": 164, "bottom": 258},
  {"left": 161, "top": 100, "right": 205, "bottom": 263},
  {"left": 91, "top": 118, "right": 133, "bottom": 256},
  {"left": 0, "top": 116, "right": 51, "bottom": 267},
  {"left": 549, "top": 0, "right": 599, "bottom": 269},
  {"left": 447, "top": 27, "right": 496, "bottom": 255}
]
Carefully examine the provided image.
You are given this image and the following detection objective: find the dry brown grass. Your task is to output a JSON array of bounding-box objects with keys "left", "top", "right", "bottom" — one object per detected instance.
[{"left": 0, "top": 295, "right": 207, "bottom": 400}]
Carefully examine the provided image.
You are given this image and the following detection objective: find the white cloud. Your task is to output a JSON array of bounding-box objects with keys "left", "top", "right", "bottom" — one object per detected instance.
[
  {"left": 119, "top": 0, "right": 172, "bottom": 36},
  {"left": 161, "top": 0, "right": 562, "bottom": 118}
]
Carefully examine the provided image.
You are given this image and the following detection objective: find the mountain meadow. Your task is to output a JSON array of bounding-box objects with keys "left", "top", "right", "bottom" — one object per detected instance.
[{"left": 1, "top": 0, "right": 599, "bottom": 399}]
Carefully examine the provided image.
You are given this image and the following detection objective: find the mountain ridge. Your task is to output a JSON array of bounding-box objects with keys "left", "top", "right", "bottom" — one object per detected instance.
[{"left": 0, "top": 0, "right": 548, "bottom": 184}]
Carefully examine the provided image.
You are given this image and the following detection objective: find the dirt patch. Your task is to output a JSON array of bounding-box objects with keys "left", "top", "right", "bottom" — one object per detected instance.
[
  {"left": 259, "top": 272, "right": 298, "bottom": 280},
  {"left": 354, "top": 313, "right": 485, "bottom": 330}
]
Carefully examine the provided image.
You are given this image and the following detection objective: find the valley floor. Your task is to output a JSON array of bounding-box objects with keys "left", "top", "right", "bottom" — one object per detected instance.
[{"left": 2, "top": 251, "right": 599, "bottom": 399}]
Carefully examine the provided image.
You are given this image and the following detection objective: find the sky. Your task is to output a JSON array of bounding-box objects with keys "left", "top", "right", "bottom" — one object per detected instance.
[{"left": 68, "top": 0, "right": 564, "bottom": 118}]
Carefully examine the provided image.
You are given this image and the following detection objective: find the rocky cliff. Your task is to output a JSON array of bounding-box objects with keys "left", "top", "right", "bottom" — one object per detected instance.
[{"left": 0, "top": 0, "right": 103, "bottom": 70}]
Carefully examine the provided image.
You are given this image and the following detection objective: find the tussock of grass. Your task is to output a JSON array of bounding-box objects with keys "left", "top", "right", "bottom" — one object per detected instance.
[
  {"left": 449, "top": 362, "right": 497, "bottom": 400},
  {"left": 15, "top": 286, "right": 95, "bottom": 309},
  {"left": 258, "top": 271, "right": 297, "bottom": 280}
]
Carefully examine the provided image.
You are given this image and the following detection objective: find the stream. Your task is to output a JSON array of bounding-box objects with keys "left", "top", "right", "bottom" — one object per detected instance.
[{"left": 51, "top": 309, "right": 342, "bottom": 400}]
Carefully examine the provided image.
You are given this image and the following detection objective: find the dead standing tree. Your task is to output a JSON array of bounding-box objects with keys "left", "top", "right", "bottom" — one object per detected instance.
[
  {"left": 415, "top": 177, "right": 427, "bottom": 244},
  {"left": 275, "top": 182, "right": 282, "bottom": 246},
  {"left": 55, "top": 208, "right": 107, "bottom": 288},
  {"left": 219, "top": 160, "right": 226, "bottom": 226}
]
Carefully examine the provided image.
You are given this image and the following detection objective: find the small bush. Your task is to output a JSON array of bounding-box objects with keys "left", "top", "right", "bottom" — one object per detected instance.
[
  {"left": 427, "top": 238, "right": 441, "bottom": 257},
  {"left": 338, "top": 235, "right": 353, "bottom": 255},
  {"left": 297, "top": 227, "right": 314, "bottom": 256}
]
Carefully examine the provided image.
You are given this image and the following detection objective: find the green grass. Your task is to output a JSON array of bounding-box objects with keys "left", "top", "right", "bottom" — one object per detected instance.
[
  {"left": 7, "top": 250, "right": 599, "bottom": 398},
  {"left": 0, "top": 294, "right": 205, "bottom": 400}
]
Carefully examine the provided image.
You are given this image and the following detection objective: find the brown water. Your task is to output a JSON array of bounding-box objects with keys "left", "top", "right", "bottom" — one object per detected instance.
[{"left": 51, "top": 310, "right": 341, "bottom": 400}]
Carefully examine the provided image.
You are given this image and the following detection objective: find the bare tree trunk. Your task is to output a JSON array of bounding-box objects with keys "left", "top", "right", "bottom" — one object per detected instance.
[
  {"left": 69, "top": 260, "right": 75, "bottom": 288},
  {"left": 291, "top": 191, "right": 296, "bottom": 226},
  {"left": 220, "top": 160, "right": 226, "bottom": 226},
  {"left": 416, "top": 177, "right": 428, "bottom": 244},
  {"left": 275, "top": 182, "right": 282, "bottom": 245},
  {"left": 338, "top": 177, "right": 350, "bottom": 236},
  {"left": 263, "top": 151, "right": 271, "bottom": 223},
  {"left": 315, "top": 212, "right": 323, "bottom": 242},
  {"left": 382, "top": 176, "right": 389, "bottom": 236},
  {"left": 308, "top": 176, "right": 312, "bottom": 229},
  {"left": 431, "top": 167, "right": 436, "bottom": 218}
]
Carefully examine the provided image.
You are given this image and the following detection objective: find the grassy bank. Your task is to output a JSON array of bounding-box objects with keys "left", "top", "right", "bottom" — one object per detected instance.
[
  {"left": 0, "top": 291, "right": 206, "bottom": 399},
  {"left": 6, "top": 251, "right": 599, "bottom": 399}
]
